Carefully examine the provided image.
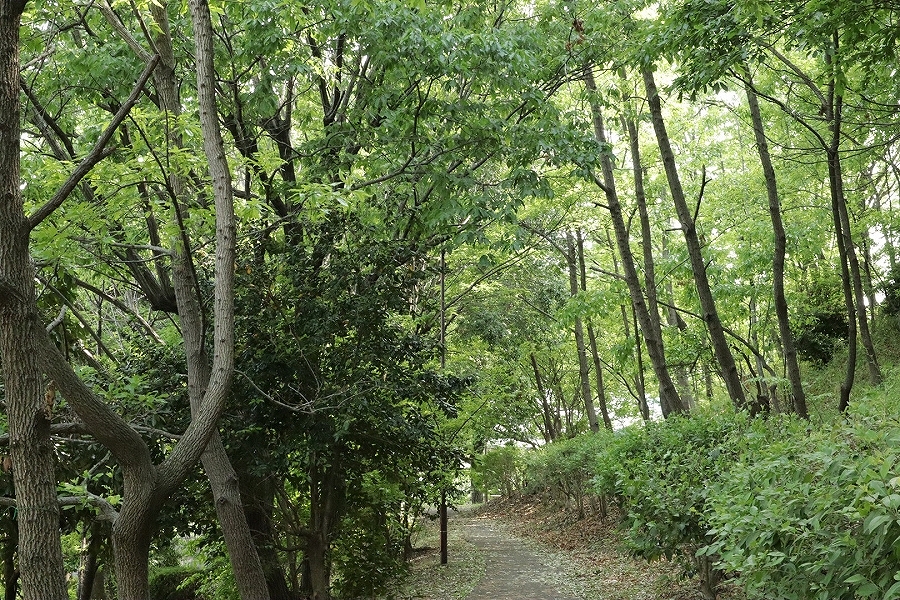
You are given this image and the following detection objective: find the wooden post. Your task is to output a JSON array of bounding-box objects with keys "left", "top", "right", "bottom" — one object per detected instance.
[
  {"left": 440, "top": 490, "right": 448, "bottom": 565},
  {"left": 439, "top": 248, "right": 448, "bottom": 565}
]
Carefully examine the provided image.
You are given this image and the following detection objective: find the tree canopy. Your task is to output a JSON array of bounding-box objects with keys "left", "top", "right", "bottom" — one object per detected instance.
[{"left": 0, "top": 0, "right": 898, "bottom": 598}]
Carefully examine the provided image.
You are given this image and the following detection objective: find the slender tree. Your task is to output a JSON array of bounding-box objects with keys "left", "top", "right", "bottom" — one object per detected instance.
[
  {"left": 743, "top": 75, "right": 808, "bottom": 418},
  {"left": 641, "top": 67, "right": 747, "bottom": 410},
  {"left": 584, "top": 65, "right": 686, "bottom": 416}
]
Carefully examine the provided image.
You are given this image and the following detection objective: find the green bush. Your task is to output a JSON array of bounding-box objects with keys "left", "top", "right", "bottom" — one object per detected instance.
[
  {"left": 526, "top": 432, "right": 612, "bottom": 517},
  {"left": 704, "top": 417, "right": 900, "bottom": 600},
  {"left": 148, "top": 565, "right": 206, "bottom": 600},
  {"left": 471, "top": 445, "right": 526, "bottom": 497},
  {"left": 606, "top": 412, "right": 745, "bottom": 557},
  {"left": 597, "top": 410, "right": 749, "bottom": 599}
]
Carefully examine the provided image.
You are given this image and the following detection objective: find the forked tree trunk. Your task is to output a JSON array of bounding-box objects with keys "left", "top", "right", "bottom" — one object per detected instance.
[
  {"left": 623, "top": 108, "right": 688, "bottom": 416},
  {"left": 642, "top": 67, "right": 746, "bottom": 410},
  {"left": 584, "top": 65, "right": 685, "bottom": 416},
  {"left": 151, "top": 3, "right": 270, "bottom": 596},
  {"left": 824, "top": 41, "right": 881, "bottom": 394}
]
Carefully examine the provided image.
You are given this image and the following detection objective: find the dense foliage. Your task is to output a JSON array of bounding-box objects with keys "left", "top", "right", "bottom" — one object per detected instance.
[{"left": 0, "top": 0, "right": 899, "bottom": 598}]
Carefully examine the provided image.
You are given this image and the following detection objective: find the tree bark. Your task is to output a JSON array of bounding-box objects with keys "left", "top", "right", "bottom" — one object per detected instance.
[
  {"left": 77, "top": 523, "right": 104, "bottom": 600},
  {"left": 584, "top": 65, "right": 685, "bottom": 416},
  {"left": 240, "top": 469, "right": 293, "bottom": 600},
  {"left": 565, "top": 230, "right": 600, "bottom": 432},
  {"left": 585, "top": 324, "right": 613, "bottom": 430},
  {"left": 641, "top": 66, "right": 746, "bottom": 410},
  {"left": 743, "top": 79, "right": 808, "bottom": 418},
  {"left": 530, "top": 353, "right": 558, "bottom": 442},
  {"left": 0, "top": 4, "right": 69, "bottom": 598},
  {"left": 151, "top": 3, "right": 270, "bottom": 596},
  {"left": 824, "top": 39, "right": 881, "bottom": 392},
  {"left": 623, "top": 108, "right": 687, "bottom": 416},
  {"left": 576, "top": 230, "right": 614, "bottom": 431}
]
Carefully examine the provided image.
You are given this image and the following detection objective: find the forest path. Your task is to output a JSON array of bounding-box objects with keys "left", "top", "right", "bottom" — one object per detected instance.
[{"left": 459, "top": 511, "right": 582, "bottom": 600}]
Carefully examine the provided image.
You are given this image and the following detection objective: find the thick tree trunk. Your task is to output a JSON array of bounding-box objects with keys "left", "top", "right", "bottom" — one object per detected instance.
[
  {"left": 584, "top": 65, "right": 685, "bottom": 416},
  {"left": 641, "top": 67, "right": 746, "bottom": 410},
  {"left": 0, "top": 5, "right": 68, "bottom": 598},
  {"left": 566, "top": 231, "right": 600, "bottom": 432},
  {"left": 111, "top": 494, "right": 158, "bottom": 600},
  {"left": 743, "top": 80, "right": 808, "bottom": 418},
  {"left": 305, "top": 533, "right": 330, "bottom": 600}
]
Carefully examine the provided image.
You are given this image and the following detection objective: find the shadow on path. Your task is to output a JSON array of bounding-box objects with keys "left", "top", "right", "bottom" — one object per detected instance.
[{"left": 460, "top": 513, "right": 581, "bottom": 600}]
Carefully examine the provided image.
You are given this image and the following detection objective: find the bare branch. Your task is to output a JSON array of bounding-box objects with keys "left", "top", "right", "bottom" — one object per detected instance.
[{"left": 46, "top": 305, "right": 67, "bottom": 333}]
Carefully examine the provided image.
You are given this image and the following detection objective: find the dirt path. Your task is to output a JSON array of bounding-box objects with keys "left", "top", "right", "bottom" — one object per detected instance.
[{"left": 460, "top": 513, "right": 581, "bottom": 600}]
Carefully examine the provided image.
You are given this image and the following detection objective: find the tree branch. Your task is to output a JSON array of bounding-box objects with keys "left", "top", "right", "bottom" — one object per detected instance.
[
  {"left": 0, "top": 494, "right": 119, "bottom": 523},
  {"left": 27, "top": 55, "right": 160, "bottom": 231}
]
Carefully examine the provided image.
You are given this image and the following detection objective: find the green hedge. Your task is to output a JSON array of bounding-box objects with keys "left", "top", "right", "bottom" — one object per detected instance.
[
  {"left": 704, "top": 417, "right": 900, "bottom": 600},
  {"left": 515, "top": 402, "right": 900, "bottom": 600},
  {"left": 148, "top": 565, "right": 206, "bottom": 600}
]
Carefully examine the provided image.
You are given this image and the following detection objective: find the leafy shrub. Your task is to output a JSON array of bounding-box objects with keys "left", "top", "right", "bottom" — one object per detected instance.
[
  {"left": 526, "top": 431, "right": 612, "bottom": 517},
  {"left": 704, "top": 417, "right": 900, "bottom": 600},
  {"left": 471, "top": 445, "right": 526, "bottom": 497},
  {"left": 598, "top": 410, "right": 748, "bottom": 599},
  {"left": 792, "top": 274, "right": 849, "bottom": 365},
  {"left": 331, "top": 473, "right": 409, "bottom": 599},
  {"left": 148, "top": 565, "right": 207, "bottom": 600}
]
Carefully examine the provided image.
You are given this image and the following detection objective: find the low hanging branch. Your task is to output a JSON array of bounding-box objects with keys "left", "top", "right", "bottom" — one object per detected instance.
[{"left": 0, "top": 493, "right": 118, "bottom": 523}]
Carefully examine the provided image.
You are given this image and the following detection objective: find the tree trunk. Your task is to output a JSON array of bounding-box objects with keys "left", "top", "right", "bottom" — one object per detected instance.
[
  {"left": 565, "top": 230, "right": 599, "bottom": 432},
  {"left": 0, "top": 4, "right": 68, "bottom": 598},
  {"left": 661, "top": 234, "right": 696, "bottom": 409},
  {"left": 605, "top": 228, "right": 650, "bottom": 420},
  {"left": 623, "top": 110, "right": 678, "bottom": 416},
  {"left": 824, "top": 41, "right": 881, "bottom": 390},
  {"left": 303, "top": 455, "right": 345, "bottom": 600},
  {"left": 743, "top": 78, "right": 808, "bottom": 418},
  {"left": 240, "top": 468, "right": 293, "bottom": 600},
  {"left": 111, "top": 489, "right": 158, "bottom": 600},
  {"left": 576, "top": 229, "right": 613, "bottom": 431},
  {"left": 584, "top": 65, "right": 685, "bottom": 416},
  {"left": 641, "top": 67, "right": 746, "bottom": 410},
  {"left": 530, "top": 353, "right": 557, "bottom": 442},
  {"left": 77, "top": 523, "right": 105, "bottom": 600},
  {"left": 304, "top": 533, "right": 330, "bottom": 600},
  {"left": 585, "top": 324, "right": 613, "bottom": 431},
  {"left": 151, "top": 3, "right": 271, "bottom": 597}
]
